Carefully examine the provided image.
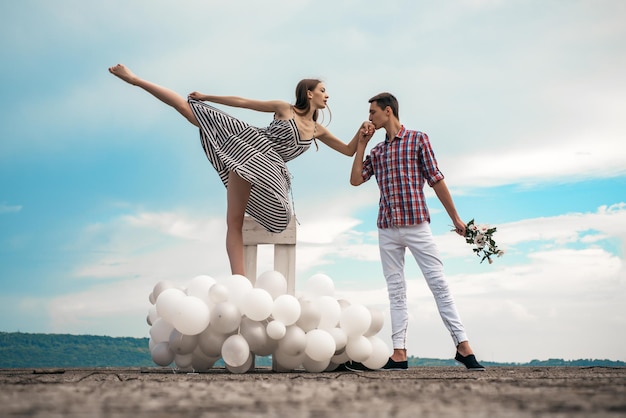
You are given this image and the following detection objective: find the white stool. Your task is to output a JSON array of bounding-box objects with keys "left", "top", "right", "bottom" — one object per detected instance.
[
  {"left": 242, "top": 216, "right": 296, "bottom": 295},
  {"left": 242, "top": 215, "right": 297, "bottom": 372}
]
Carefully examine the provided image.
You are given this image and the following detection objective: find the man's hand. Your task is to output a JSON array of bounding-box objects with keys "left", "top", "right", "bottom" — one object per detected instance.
[
  {"left": 452, "top": 219, "right": 466, "bottom": 237},
  {"left": 359, "top": 121, "right": 375, "bottom": 143}
]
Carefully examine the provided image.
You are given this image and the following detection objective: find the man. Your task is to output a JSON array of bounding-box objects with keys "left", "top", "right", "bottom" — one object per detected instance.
[{"left": 348, "top": 92, "right": 485, "bottom": 371}]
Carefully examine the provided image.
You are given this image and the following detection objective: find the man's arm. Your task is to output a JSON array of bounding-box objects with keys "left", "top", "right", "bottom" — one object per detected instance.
[
  {"left": 432, "top": 179, "right": 465, "bottom": 236},
  {"left": 350, "top": 132, "right": 372, "bottom": 186}
]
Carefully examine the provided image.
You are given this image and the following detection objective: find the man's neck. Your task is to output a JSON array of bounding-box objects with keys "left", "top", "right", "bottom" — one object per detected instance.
[{"left": 384, "top": 120, "right": 403, "bottom": 141}]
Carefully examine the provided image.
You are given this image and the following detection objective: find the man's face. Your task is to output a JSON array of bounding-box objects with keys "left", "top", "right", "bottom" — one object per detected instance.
[{"left": 368, "top": 102, "right": 388, "bottom": 129}]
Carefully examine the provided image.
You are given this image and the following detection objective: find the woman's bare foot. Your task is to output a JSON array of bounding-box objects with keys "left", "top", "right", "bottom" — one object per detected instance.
[{"left": 108, "top": 64, "right": 139, "bottom": 85}]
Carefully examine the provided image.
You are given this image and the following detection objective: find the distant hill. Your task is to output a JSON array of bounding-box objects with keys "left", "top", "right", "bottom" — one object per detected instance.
[
  {"left": 0, "top": 332, "right": 153, "bottom": 368},
  {"left": 1, "top": 332, "right": 624, "bottom": 368}
]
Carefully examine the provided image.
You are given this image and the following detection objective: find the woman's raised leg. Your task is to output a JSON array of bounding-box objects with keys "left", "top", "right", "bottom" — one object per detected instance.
[
  {"left": 108, "top": 64, "right": 199, "bottom": 127},
  {"left": 225, "top": 171, "right": 252, "bottom": 276}
]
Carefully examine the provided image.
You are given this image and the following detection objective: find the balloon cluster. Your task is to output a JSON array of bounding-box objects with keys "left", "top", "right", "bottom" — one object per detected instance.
[{"left": 147, "top": 271, "right": 390, "bottom": 373}]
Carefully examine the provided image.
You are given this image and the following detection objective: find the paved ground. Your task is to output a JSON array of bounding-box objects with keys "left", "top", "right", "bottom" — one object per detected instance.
[{"left": 1, "top": 366, "right": 625, "bottom": 417}]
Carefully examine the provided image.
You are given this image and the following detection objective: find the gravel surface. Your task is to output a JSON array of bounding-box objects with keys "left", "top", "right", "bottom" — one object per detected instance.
[{"left": 1, "top": 366, "right": 625, "bottom": 417}]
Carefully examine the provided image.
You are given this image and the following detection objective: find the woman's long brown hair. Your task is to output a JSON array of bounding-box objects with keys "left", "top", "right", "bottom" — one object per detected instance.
[{"left": 293, "top": 78, "right": 332, "bottom": 124}]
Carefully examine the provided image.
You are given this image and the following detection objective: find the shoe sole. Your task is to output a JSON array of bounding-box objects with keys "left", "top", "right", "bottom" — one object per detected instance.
[{"left": 455, "top": 360, "right": 486, "bottom": 371}]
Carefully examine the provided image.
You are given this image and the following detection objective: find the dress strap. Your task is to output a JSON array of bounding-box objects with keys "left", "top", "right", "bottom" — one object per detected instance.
[{"left": 313, "top": 122, "right": 319, "bottom": 151}]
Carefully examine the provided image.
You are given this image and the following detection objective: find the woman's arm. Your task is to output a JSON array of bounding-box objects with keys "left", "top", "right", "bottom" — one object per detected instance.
[
  {"left": 187, "top": 91, "right": 292, "bottom": 117},
  {"left": 316, "top": 122, "right": 374, "bottom": 156}
]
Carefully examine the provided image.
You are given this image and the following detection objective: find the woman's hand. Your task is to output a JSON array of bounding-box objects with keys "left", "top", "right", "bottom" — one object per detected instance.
[
  {"left": 187, "top": 91, "right": 206, "bottom": 101},
  {"left": 359, "top": 121, "right": 375, "bottom": 143}
]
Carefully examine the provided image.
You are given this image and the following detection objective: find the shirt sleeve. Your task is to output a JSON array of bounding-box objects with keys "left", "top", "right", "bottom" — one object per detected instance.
[
  {"left": 361, "top": 154, "right": 374, "bottom": 182},
  {"left": 419, "top": 133, "right": 445, "bottom": 187}
]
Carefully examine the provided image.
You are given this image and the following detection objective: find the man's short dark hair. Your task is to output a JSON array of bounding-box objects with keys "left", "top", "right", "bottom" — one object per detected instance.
[{"left": 369, "top": 92, "right": 399, "bottom": 118}]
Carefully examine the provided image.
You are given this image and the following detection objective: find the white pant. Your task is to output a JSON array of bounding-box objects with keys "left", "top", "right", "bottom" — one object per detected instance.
[{"left": 378, "top": 223, "right": 468, "bottom": 350}]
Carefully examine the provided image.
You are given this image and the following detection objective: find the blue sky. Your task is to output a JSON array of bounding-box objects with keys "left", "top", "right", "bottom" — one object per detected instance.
[{"left": 1, "top": 0, "right": 624, "bottom": 363}]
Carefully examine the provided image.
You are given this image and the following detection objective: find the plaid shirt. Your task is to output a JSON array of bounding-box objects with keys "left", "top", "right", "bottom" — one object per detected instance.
[{"left": 361, "top": 126, "right": 444, "bottom": 229}]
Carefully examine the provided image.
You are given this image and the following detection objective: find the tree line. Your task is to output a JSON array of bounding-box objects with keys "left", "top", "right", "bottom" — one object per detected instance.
[{"left": 1, "top": 332, "right": 624, "bottom": 368}]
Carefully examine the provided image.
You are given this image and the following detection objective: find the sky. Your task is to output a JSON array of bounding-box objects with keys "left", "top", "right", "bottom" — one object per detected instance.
[{"left": 1, "top": 0, "right": 625, "bottom": 364}]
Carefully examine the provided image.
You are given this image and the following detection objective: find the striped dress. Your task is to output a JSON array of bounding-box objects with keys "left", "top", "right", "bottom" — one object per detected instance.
[{"left": 189, "top": 99, "right": 314, "bottom": 233}]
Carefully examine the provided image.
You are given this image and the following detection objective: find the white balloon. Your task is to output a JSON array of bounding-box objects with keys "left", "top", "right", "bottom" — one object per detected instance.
[
  {"left": 147, "top": 305, "right": 158, "bottom": 325},
  {"left": 151, "top": 342, "right": 174, "bottom": 366},
  {"left": 222, "top": 274, "right": 253, "bottom": 309},
  {"left": 174, "top": 353, "right": 193, "bottom": 369},
  {"left": 339, "top": 304, "right": 372, "bottom": 337},
  {"left": 305, "top": 329, "right": 336, "bottom": 362},
  {"left": 226, "top": 353, "right": 254, "bottom": 374},
  {"left": 305, "top": 273, "right": 335, "bottom": 297},
  {"left": 273, "top": 348, "right": 305, "bottom": 370},
  {"left": 241, "top": 288, "right": 274, "bottom": 321},
  {"left": 337, "top": 299, "right": 351, "bottom": 310},
  {"left": 328, "top": 327, "right": 348, "bottom": 352},
  {"left": 209, "top": 283, "right": 229, "bottom": 304},
  {"left": 316, "top": 296, "right": 341, "bottom": 330},
  {"left": 169, "top": 329, "right": 199, "bottom": 354},
  {"left": 211, "top": 301, "right": 241, "bottom": 334},
  {"left": 364, "top": 307, "right": 384, "bottom": 337},
  {"left": 255, "top": 270, "right": 287, "bottom": 299},
  {"left": 255, "top": 337, "right": 277, "bottom": 357},
  {"left": 240, "top": 316, "right": 270, "bottom": 354},
  {"left": 278, "top": 325, "right": 306, "bottom": 356},
  {"left": 296, "top": 298, "right": 321, "bottom": 332},
  {"left": 172, "top": 296, "right": 211, "bottom": 336},
  {"left": 186, "top": 275, "right": 216, "bottom": 305},
  {"left": 153, "top": 280, "right": 175, "bottom": 301},
  {"left": 198, "top": 326, "right": 232, "bottom": 357},
  {"left": 362, "top": 336, "right": 391, "bottom": 370},
  {"left": 149, "top": 318, "right": 175, "bottom": 343},
  {"left": 221, "top": 334, "right": 250, "bottom": 368},
  {"left": 191, "top": 347, "right": 218, "bottom": 371},
  {"left": 331, "top": 349, "right": 350, "bottom": 365},
  {"left": 155, "top": 288, "right": 186, "bottom": 323},
  {"left": 266, "top": 320, "right": 287, "bottom": 340},
  {"left": 272, "top": 294, "right": 301, "bottom": 326},
  {"left": 302, "top": 355, "right": 331, "bottom": 373},
  {"left": 345, "top": 335, "right": 373, "bottom": 363}
]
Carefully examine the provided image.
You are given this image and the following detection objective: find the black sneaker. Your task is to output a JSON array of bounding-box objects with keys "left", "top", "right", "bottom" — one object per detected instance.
[
  {"left": 344, "top": 361, "right": 373, "bottom": 371},
  {"left": 455, "top": 352, "right": 486, "bottom": 371},
  {"left": 381, "top": 357, "right": 408, "bottom": 370},
  {"left": 332, "top": 362, "right": 350, "bottom": 372}
]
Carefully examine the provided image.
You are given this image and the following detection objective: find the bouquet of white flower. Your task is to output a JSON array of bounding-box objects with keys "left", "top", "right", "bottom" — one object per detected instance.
[{"left": 462, "top": 219, "right": 504, "bottom": 264}]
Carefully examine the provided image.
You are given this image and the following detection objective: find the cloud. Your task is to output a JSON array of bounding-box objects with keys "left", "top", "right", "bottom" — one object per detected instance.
[
  {"left": 2, "top": 1, "right": 625, "bottom": 363},
  {"left": 0, "top": 203, "right": 22, "bottom": 214},
  {"left": 7, "top": 195, "right": 618, "bottom": 362},
  {"left": 72, "top": 209, "right": 231, "bottom": 282}
]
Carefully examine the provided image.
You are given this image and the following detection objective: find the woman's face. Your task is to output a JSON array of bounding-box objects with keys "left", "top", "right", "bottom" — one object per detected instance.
[{"left": 309, "top": 83, "right": 328, "bottom": 109}]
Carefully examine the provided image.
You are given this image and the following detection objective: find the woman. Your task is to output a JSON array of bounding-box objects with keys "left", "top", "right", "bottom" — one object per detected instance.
[{"left": 108, "top": 64, "right": 372, "bottom": 276}]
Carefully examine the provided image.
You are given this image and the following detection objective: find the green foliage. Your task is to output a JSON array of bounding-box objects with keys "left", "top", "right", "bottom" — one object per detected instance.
[
  {"left": 407, "top": 356, "right": 626, "bottom": 367},
  {"left": 1, "top": 332, "right": 624, "bottom": 368},
  {"left": 0, "top": 332, "right": 153, "bottom": 368}
]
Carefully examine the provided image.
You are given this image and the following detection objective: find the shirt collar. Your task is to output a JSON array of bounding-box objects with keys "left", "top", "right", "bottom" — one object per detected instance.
[{"left": 385, "top": 125, "right": 406, "bottom": 144}]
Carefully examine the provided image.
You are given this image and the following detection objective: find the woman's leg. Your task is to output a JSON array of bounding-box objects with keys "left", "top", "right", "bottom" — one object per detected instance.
[
  {"left": 108, "top": 64, "right": 199, "bottom": 127},
  {"left": 226, "top": 171, "right": 252, "bottom": 276}
]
